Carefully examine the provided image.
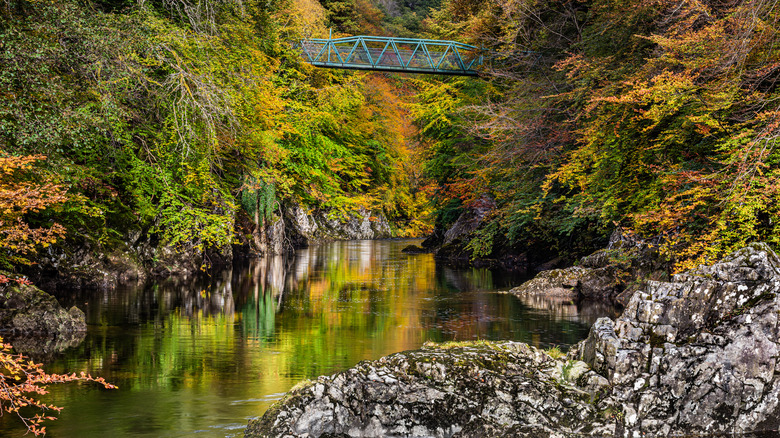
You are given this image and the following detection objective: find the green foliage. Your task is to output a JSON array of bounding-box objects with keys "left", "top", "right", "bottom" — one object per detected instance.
[
  {"left": 241, "top": 177, "right": 278, "bottom": 224},
  {"left": 465, "top": 218, "right": 498, "bottom": 258},
  {"left": 545, "top": 345, "right": 564, "bottom": 359},
  {"left": 320, "top": 0, "right": 362, "bottom": 34},
  {"left": 0, "top": 0, "right": 439, "bottom": 270},
  {"left": 415, "top": 0, "right": 780, "bottom": 268}
]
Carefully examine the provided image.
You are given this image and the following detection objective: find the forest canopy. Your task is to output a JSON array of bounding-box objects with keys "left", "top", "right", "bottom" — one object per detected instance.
[
  {"left": 1, "top": 0, "right": 778, "bottom": 273},
  {"left": 0, "top": 0, "right": 433, "bottom": 271},
  {"left": 415, "top": 0, "right": 780, "bottom": 270}
]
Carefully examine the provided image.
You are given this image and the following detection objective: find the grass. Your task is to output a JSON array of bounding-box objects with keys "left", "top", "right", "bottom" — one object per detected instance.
[{"left": 545, "top": 345, "right": 566, "bottom": 359}]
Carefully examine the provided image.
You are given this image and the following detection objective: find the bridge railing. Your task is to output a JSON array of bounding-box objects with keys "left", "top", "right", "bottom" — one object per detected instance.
[{"left": 297, "top": 35, "right": 483, "bottom": 76}]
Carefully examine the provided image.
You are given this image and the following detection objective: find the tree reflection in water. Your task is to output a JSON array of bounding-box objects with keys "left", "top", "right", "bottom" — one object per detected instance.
[{"left": 6, "top": 240, "right": 613, "bottom": 438}]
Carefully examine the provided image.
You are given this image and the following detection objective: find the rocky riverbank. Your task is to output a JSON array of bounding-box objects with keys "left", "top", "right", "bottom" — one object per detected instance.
[
  {"left": 246, "top": 243, "right": 780, "bottom": 437},
  {"left": 508, "top": 229, "right": 670, "bottom": 307},
  {"left": 27, "top": 203, "right": 393, "bottom": 291}
]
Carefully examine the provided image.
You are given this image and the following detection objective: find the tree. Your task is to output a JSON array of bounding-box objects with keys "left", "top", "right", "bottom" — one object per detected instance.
[{"left": 0, "top": 155, "right": 68, "bottom": 269}]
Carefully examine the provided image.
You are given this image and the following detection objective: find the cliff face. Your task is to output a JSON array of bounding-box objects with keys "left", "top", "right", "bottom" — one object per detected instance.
[
  {"left": 246, "top": 243, "right": 780, "bottom": 437},
  {"left": 284, "top": 204, "right": 392, "bottom": 248}
]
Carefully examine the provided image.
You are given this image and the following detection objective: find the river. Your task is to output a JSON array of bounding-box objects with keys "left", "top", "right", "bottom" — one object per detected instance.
[{"left": 1, "top": 239, "right": 610, "bottom": 437}]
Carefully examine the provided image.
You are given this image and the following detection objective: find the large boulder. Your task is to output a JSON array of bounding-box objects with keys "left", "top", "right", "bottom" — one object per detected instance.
[
  {"left": 246, "top": 342, "right": 613, "bottom": 438},
  {"left": 0, "top": 281, "right": 86, "bottom": 336},
  {"left": 508, "top": 267, "right": 585, "bottom": 299},
  {"left": 247, "top": 243, "right": 780, "bottom": 437}
]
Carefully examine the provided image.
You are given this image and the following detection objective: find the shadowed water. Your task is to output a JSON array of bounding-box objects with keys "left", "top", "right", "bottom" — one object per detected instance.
[{"left": 0, "top": 240, "right": 608, "bottom": 437}]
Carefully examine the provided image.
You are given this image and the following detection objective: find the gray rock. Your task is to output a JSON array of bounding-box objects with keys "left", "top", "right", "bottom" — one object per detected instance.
[
  {"left": 246, "top": 342, "right": 613, "bottom": 438},
  {"left": 0, "top": 280, "right": 86, "bottom": 337},
  {"left": 285, "top": 204, "right": 392, "bottom": 246},
  {"left": 509, "top": 229, "right": 669, "bottom": 305},
  {"left": 578, "top": 242, "right": 780, "bottom": 435},
  {"left": 442, "top": 197, "right": 495, "bottom": 247},
  {"left": 508, "top": 267, "right": 585, "bottom": 298},
  {"left": 247, "top": 243, "right": 780, "bottom": 437}
]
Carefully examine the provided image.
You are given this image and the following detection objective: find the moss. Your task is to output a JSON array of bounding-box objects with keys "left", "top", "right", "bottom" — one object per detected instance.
[
  {"left": 648, "top": 331, "right": 666, "bottom": 349},
  {"left": 289, "top": 378, "right": 314, "bottom": 393},
  {"left": 424, "top": 339, "right": 494, "bottom": 350}
]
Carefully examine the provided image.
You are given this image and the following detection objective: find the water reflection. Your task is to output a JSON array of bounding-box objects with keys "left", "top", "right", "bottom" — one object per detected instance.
[
  {"left": 511, "top": 294, "right": 622, "bottom": 325},
  {"left": 0, "top": 240, "right": 611, "bottom": 438}
]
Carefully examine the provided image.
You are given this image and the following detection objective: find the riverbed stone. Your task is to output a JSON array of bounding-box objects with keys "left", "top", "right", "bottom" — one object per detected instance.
[
  {"left": 247, "top": 243, "right": 780, "bottom": 437},
  {"left": 508, "top": 267, "right": 584, "bottom": 298},
  {"left": 509, "top": 229, "right": 670, "bottom": 305}
]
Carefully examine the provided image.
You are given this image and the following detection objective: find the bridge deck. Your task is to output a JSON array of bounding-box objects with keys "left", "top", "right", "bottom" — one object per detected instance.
[{"left": 298, "top": 36, "right": 482, "bottom": 76}]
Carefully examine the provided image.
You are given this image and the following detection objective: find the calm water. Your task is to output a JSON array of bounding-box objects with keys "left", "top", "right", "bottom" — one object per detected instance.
[{"left": 2, "top": 240, "right": 608, "bottom": 437}]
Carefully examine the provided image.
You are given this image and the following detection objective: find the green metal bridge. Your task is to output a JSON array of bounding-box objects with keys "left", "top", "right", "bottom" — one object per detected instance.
[{"left": 298, "top": 35, "right": 483, "bottom": 76}]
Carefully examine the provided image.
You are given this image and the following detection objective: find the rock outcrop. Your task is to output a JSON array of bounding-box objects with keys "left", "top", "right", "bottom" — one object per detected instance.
[
  {"left": 432, "top": 197, "right": 496, "bottom": 265},
  {"left": 31, "top": 202, "right": 394, "bottom": 290},
  {"left": 247, "top": 243, "right": 780, "bottom": 437},
  {"left": 508, "top": 267, "right": 585, "bottom": 299},
  {"left": 509, "top": 229, "right": 669, "bottom": 305},
  {"left": 0, "top": 281, "right": 86, "bottom": 335},
  {"left": 570, "top": 242, "right": 780, "bottom": 436},
  {"left": 285, "top": 204, "right": 392, "bottom": 246},
  {"left": 246, "top": 341, "right": 614, "bottom": 438},
  {"left": 30, "top": 226, "right": 236, "bottom": 290}
]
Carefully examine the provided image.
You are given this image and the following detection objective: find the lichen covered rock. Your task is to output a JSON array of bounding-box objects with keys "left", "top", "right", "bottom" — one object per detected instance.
[
  {"left": 509, "top": 229, "right": 668, "bottom": 305},
  {"left": 508, "top": 267, "right": 585, "bottom": 299},
  {"left": 246, "top": 342, "right": 614, "bottom": 438},
  {"left": 285, "top": 204, "right": 392, "bottom": 247},
  {"left": 572, "top": 242, "right": 780, "bottom": 436}
]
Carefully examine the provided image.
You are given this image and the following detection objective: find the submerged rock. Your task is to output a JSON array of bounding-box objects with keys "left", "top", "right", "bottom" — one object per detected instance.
[
  {"left": 401, "top": 244, "right": 427, "bottom": 254},
  {"left": 247, "top": 243, "right": 780, "bottom": 437}
]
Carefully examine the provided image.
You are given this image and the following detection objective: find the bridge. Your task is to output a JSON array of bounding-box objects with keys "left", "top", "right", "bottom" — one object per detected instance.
[{"left": 298, "top": 35, "right": 483, "bottom": 76}]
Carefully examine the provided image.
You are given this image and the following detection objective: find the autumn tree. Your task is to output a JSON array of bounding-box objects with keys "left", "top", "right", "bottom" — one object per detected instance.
[
  {"left": 0, "top": 155, "right": 68, "bottom": 269},
  {"left": 0, "top": 330, "right": 115, "bottom": 435}
]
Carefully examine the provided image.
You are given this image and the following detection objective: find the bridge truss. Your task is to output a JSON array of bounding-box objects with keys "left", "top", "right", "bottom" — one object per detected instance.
[{"left": 298, "top": 35, "right": 482, "bottom": 76}]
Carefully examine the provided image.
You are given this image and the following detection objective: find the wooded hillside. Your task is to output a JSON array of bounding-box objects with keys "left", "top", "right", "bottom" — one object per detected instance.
[
  {"left": 0, "top": 0, "right": 433, "bottom": 274},
  {"left": 418, "top": 0, "right": 780, "bottom": 270},
  {"left": 1, "top": 0, "right": 778, "bottom": 274}
]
